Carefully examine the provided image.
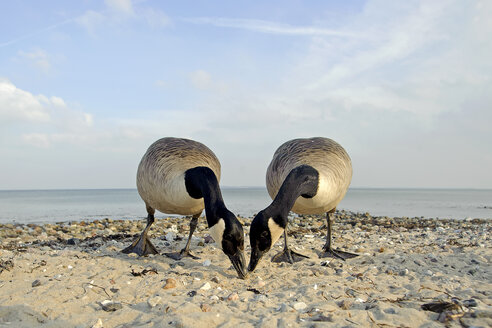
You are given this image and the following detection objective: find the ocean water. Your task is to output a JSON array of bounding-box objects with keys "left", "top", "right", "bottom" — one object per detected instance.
[{"left": 0, "top": 188, "right": 491, "bottom": 224}]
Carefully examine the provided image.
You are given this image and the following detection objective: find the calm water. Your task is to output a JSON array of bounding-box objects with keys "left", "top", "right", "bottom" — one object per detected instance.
[{"left": 0, "top": 188, "right": 491, "bottom": 224}]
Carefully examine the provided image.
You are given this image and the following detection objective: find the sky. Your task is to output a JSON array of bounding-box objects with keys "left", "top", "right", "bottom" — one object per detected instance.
[{"left": 0, "top": 0, "right": 491, "bottom": 190}]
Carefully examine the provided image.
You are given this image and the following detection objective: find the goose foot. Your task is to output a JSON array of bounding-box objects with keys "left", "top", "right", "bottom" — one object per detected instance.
[
  {"left": 271, "top": 248, "right": 309, "bottom": 264},
  {"left": 122, "top": 235, "right": 158, "bottom": 256},
  {"left": 319, "top": 247, "right": 358, "bottom": 260},
  {"left": 164, "top": 250, "right": 200, "bottom": 261}
]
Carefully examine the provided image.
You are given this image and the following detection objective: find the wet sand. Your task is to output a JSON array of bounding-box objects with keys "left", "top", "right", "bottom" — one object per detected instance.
[{"left": 1, "top": 211, "right": 491, "bottom": 327}]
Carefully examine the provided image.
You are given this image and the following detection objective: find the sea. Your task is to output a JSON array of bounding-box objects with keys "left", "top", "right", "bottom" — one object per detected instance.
[{"left": 0, "top": 188, "right": 491, "bottom": 224}]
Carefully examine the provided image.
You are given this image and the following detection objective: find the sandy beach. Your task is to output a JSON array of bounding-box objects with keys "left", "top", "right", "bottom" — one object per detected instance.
[{"left": 1, "top": 211, "right": 491, "bottom": 328}]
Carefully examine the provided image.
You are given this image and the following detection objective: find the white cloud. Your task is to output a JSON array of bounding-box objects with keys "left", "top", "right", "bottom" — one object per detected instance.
[
  {"left": 141, "top": 8, "right": 170, "bottom": 28},
  {"left": 75, "top": 10, "right": 105, "bottom": 35},
  {"left": 105, "top": 0, "right": 134, "bottom": 16},
  {"left": 22, "top": 133, "right": 51, "bottom": 148},
  {"left": 190, "top": 70, "right": 212, "bottom": 90},
  {"left": 0, "top": 79, "right": 51, "bottom": 122},
  {"left": 18, "top": 49, "right": 52, "bottom": 73},
  {"left": 183, "top": 17, "right": 358, "bottom": 37}
]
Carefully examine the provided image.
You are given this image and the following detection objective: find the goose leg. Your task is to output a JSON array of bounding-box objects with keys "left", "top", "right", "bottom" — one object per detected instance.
[
  {"left": 122, "top": 205, "right": 158, "bottom": 256},
  {"left": 271, "top": 229, "right": 309, "bottom": 264},
  {"left": 165, "top": 213, "right": 201, "bottom": 260},
  {"left": 319, "top": 210, "right": 358, "bottom": 260}
]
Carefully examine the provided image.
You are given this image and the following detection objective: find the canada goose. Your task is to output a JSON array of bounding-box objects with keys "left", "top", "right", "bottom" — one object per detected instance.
[
  {"left": 248, "top": 137, "right": 357, "bottom": 272},
  {"left": 122, "top": 137, "right": 246, "bottom": 279}
]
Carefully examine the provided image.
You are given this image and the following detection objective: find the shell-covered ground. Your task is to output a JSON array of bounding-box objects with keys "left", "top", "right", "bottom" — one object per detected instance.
[{"left": 1, "top": 212, "right": 491, "bottom": 328}]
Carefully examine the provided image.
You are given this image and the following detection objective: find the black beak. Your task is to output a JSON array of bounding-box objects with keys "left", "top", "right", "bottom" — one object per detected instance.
[
  {"left": 247, "top": 249, "right": 263, "bottom": 272},
  {"left": 228, "top": 250, "right": 247, "bottom": 279}
]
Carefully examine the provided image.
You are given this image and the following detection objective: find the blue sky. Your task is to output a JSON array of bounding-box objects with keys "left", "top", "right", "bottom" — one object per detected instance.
[{"left": 1, "top": 0, "right": 491, "bottom": 189}]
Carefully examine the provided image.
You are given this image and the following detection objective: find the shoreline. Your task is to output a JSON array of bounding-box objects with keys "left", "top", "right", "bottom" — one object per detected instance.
[{"left": 1, "top": 211, "right": 491, "bottom": 327}]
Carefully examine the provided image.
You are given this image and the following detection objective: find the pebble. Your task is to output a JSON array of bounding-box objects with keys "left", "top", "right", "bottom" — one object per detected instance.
[
  {"left": 424, "top": 270, "right": 433, "bottom": 276},
  {"left": 147, "top": 296, "right": 162, "bottom": 308},
  {"left": 91, "top": 318, "right": 104, "bottom": 328},
  {"left": 203, "top": 259, "right": 212, "bottom": 267},
  {"left": 210, "top": 295, "right": 219, "bottom": 301},
  {"left": 201, "top": 303, "right": 212, "bottom": 312},
  {"left": 200, "top": 282, "right": 211, "bottom": 290},
  {"left": 163, "top": 278, "right": 177, "bottom": 289},
  {"left": 165, "top": 232, "right": 175, "bottom": 241},
  {"left": 227, "top": 292, "right": 239, "bottom": 301},
  {"left": 463, "top": 299, "right": 478, "bottom": 307},
  {"left": 100, "top": 300, "right": 123, "bottom": 312},
  {"left": 32, "top": 279, "right": 42, "bottom": 287},
  {"left": 293, "top": 302, "right": 307, "bottom": 311},
  {"left": 399, "top": 269, "right": 409, "bottom": 276},
  {"left": 338, "top": 300, "right": 352, "bottom": 310},
  {"left": 211, "top": 276, "right": 220, "bottom": 283}
]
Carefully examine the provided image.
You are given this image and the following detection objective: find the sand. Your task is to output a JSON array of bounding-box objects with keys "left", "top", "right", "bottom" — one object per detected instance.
[{"left": 1, "top": 212, "right": 491, "bottom": 328}]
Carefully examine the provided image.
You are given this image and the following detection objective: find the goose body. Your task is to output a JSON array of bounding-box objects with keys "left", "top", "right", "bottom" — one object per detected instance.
[
  {"left": 137, "top": 137, "right": 220, "bottom": 215},
  {"left": 248, "top": 137, "right": 356, "bottom": 272},
  {"left": 123, "top": 137, "right": 246, "bottom": 279},
  {"left": 266, "top": 137, "right": 352, "bottom": 214}
]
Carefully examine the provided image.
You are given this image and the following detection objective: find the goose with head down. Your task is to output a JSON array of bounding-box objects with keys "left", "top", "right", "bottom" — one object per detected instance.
[
  {"left": 248, "top": 137, "right": 357, "bottom": 272},
  {"left": 122, "top": 137, "right": 247, "bottom": 279}
]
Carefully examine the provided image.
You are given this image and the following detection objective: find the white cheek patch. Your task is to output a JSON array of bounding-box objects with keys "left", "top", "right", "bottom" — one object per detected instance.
[
  {"left": 208, "top": 218, "right": 225, "bottom": 250},
  {"left": 268, "top": 218, "right": 284, "bottom": 248}
]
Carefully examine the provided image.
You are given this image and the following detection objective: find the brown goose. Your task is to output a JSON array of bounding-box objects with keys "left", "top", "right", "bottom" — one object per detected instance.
[
  {"left": 122, "top": 137, "right": 246, "bottom": 279},
  {"left": 248, "top": 137, "right": 356, "bottom": 272}
]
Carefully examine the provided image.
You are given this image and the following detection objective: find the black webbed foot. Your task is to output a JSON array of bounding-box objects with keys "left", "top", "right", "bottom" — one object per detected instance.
[
  {"left": 319, "top": 247, "right": 358, "bottom": 260},
  {"left": 271, "top": 248, "right": 309, "bottom": 264},
  {"left": 164, "top": 249, "right": 200, "bottom": 260},
  {"left": 122, "top": 235, "right": 158, "bottom": 256}
]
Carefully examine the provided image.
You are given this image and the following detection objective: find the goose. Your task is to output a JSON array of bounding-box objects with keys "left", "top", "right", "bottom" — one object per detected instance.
[
  {"left": 122, "top": 137, "right": 246, "bottom": 279},
  {"left": 248, "top": 137, "right": 357, "bottom": 272}
]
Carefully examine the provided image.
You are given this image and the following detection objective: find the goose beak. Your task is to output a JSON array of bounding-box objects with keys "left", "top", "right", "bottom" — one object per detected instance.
[
  {"left": 247, "top": 249, "right": 263, "bottom": 273},
  {"left": 228, "top": 250, "right": 247, "bottom": 279}
]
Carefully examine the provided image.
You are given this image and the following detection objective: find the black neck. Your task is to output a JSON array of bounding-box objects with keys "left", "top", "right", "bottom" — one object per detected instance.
[
  {"left": 264, "top": 165, "right": 319, "bottom": 227},
  {"left": 185, "top": 166, "right": 227, "bottom": 227}
]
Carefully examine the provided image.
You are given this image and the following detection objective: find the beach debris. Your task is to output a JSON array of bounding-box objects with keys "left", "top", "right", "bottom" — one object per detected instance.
[
  {"left": 338, "top": 300, "right": 353, "bottom": 310},
  {"left": 462, "top": 299, "right": 478, "bottom": 308},
  {"left": 293, "top": 302, "right": 307, "bottom": 311},
  {"left": 311, "top": 314, "right": 334, "bottom": 322},
  {"left": 200, "top": 282, "right": 211, "bottom": 290},
  {"left": 32, "top": 279, "right": 42, "bottom": 287},
  {"left": 204, "top": 235, "right": 214, "bottom": 243},
  {"left": 147, "top": 296, "right": 162, "bottom": 308},
  {"left": 110, "top": 287, "right": 119, "bottom": 293},
  {"left": 0, "top": 259, "right": 14, "bottom": 273},
  {"left": 202, "top": 259, "right": 212, "bottom": 267},
  {"left": 187, "top": 290, "right": 197, "bottom": 297},
  {"left": 130, "top": 267, "right": 158, "bottom": 276},
  {"left": 200, "top": 303, "right": 212, "bottom": 312},
  {"left": 100, "top": 300, "right": 123, "bottom": 312},
  {"left": 227, "top": 292, "right": 239, "bottom": 301},
  {"left": 163, "top": 278, "right": 177, "bottom": 289},
  {"left": 247, "top": 288, "right": 262, "bottom": 295},
  {"left": 91, "top": 318, "right": 104, "bottom": 328},
  {"left": 165, "top": 231, "right": 175, "bottom": 241},
  {"left": 67, "top": 238, "right": 80, "bottom": 245}
]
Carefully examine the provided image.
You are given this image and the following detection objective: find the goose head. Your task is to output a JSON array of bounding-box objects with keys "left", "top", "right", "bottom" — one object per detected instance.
[
  {"left": 247, "top": 211, "right": 284, "bottom": 272},
  {"left": 208, "top": 209, "right": 247, "bottom": 279}
]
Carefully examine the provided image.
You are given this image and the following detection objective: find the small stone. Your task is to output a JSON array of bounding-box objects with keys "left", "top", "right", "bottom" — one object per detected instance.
[
  {"left": 200, "top": 282, "right": 211, "bottom": 290},
  {"left": 67, "top": 238, "right": 80, "bottom": 245},
  {"left": 32, "top": 279, "right": 42, "bottom": 287},
  {"left": 257, "top": 280, "right": 266, "bottom": 288},
  {"left": 227, "top": 293, "right": 239, "bottom": 301},
  {"left": 338, "top": 300, "right": 352, "bottom": 310},
  {"left": 399, "top": 269, "right": 409, "bottom": 276},
  {"left": 187, "top": 290, "right": 197, "bottom": 297},
  {"left": 91, "top": 318, "right": 104, "bottom": 328},
  {"left": 293, "top": 302, "right": 307, "bottom": 311},
  {"left": 201, "top": 303, "right": 212, "bottom": 312},
  {"left": 100, "top": 300, "right": 123, "bottom": 312},
  {"left": 211, "top": 276, "right": 220, "bottom": 283},
  {"left": 424, "top": 270, "right": 433, "bottom": 276},
  {"left": 147, "top": 296, "right": 162, "bottom": 308},
  {"left": 210, "top": 295, "right": 219, "bottom": 301},
  {"left": 163, "top": 278, "right": 177, "bottom": 289},
  {"left": 203, "top": 259, "right": 212, "bottom": 267},
  {"left": 204, "top": 235, "right": 214, "bottom": 243},
  {"left": 165, "top": 232, "right": 175, "bottom": 241},
  {"left": 463, "top": 299, "right": 478, "bottom": 307}
]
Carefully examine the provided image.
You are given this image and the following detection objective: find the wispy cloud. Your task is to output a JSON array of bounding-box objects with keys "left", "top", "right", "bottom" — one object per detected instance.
[
  {"left": 182, "top": 17, "right": 359, "bottom": 37},
  {"left": 0, "top": 18, "right": 73, "bottom": 48}
]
